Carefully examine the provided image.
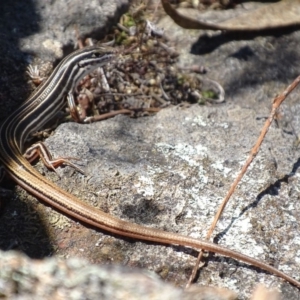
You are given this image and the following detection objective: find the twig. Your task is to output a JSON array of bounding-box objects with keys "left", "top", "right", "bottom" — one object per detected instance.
[{"left": 83, "top": 107, "right": 161, "bottom": 123}]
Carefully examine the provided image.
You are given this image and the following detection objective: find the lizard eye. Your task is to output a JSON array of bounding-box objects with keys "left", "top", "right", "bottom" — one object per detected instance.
[{"left": 92, "top": 51, "right": 102, "bottom": 58}]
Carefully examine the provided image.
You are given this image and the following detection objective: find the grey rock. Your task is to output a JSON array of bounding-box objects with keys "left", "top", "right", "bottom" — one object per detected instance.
[
  {"left": 0, "top": 250, "right": 237, "bottom": 300},
  {"left": 41, "top": 104, "right": 300, "bottom": 299},
  {"left": 20, "top": 0, "right": 129, "bottom": 61}
]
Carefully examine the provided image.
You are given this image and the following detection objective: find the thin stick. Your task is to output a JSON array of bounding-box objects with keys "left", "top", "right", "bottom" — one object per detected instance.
[{"left": 186, "top": 75, "right": 300, "bottom": 288}]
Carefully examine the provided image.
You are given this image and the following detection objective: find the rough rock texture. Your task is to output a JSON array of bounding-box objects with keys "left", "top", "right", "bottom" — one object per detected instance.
[
  {"left": 0, "top": 250, "right": 238, "bottom": 300},
  {"left": 9, "top": 0, "right": 128, "bottom": 62},
  {"left": 43, "top": 105, "right": 300, "bottom": 299},
  {"left": 1, "top": 1, "right": 300, "bottom": 299}
]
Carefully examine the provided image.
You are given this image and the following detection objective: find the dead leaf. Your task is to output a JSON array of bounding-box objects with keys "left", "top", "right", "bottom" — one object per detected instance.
[{"left": 161, "top": 0, "right": 300, "bottom": 31}]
